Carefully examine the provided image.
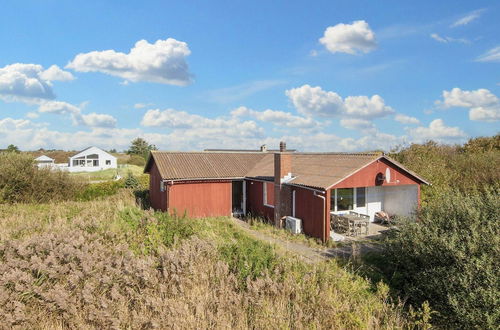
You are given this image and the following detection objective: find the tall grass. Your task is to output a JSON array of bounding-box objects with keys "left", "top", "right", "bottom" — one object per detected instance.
[{"left": 0, "top": 191, "right": 420, "bottom": 328}]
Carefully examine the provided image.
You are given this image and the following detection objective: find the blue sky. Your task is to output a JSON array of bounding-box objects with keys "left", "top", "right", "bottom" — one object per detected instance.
[{"left": 1, "top": 0, "right": 499, "bottom": 151}]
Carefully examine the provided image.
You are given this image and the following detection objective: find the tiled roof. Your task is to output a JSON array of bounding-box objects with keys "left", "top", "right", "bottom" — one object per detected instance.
[
  {"left": 245, "top": 153, "right": 381, "bottom": 189},
  {"left": 145, "top": 151, "right": 268, "bottom": 180}
]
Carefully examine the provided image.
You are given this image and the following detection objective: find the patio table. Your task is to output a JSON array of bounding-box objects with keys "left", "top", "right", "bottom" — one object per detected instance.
[{"left": 343, "top": 214, "right": 370, "bottom": 236}]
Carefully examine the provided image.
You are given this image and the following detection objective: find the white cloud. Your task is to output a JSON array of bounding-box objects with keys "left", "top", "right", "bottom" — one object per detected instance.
[
  {"left": 430, "top": 33, "right": 469, "bottom": 44},
  {"left": 76, "top": 113, "right": 117, "bottom": 128},
  {"left": 451, "top": 9, "right": 485, "bottom": 27},
  {"left": 37, "top": 100, "right": 117, "bottom": 128},
  {"left": 141, "top": 108, "right": 263, "bottom": 138},
  {"left": 407, "top": 119, "right": 466, "bottom": 143},
  {"left": 394, "top": 114, "right": 420, "bottom": 125},
  {"left": 38, "top": 100, "right": 80, "bottom": 115},
  {"left": 319, "top": 20, "right": 377, "bottom": 55},
  {"left": 286, "top": 84, "right": 394, "bottom": 119},
  {"left": 0, "top": 63, "right": 56, "bottom": 102},
  {"left": 39, "top": 65, "right": 75, "bottom": 82},
  {"left": 286, "top": 85, "right": 344, "bottom": 117},
  {"left": 66, "top": 38, "right": 192, "bottom": 85},
  {"left": 26, "top": 112, "right": 39, "bottom": 119},
  {"left": 344, "top": 95, "right": 394, "bottom": 118},
  {"left": 231, "top": 106, "right": 321, "bottom": 129},
  {"left": 438, "top": 87, "right": 500, "bottom": 122},
  {"left": 476, "top": 46, "right": 500, "bottom": 63}
]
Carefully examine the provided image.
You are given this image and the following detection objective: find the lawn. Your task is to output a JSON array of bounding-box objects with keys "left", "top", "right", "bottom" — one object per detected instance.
[{"left": 69, "top": 164, "right": 144, "bottom": 181}]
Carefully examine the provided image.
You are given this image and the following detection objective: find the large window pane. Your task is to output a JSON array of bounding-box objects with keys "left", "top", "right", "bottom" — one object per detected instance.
[
  {"left": 356, "top": 187, "right": 366, "bottom": 207},
  {"left": 337, "top": 188, "right": 353, "bottom": 211}
]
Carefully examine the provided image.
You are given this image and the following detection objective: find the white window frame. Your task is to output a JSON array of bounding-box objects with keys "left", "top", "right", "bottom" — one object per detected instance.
[
  {"left": 331, "top": 187, "right": 366, "bottom": 213},
  {"left": 263, "top": 182, "right": 274, "bottom": 208}
]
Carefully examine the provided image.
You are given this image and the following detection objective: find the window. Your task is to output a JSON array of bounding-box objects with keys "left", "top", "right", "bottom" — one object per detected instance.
[
  {"left": 356, "top": 187, "right": 366, "bottom": 207},
  {"left": 337, "top": 188, "right": 354, "bottom": 211},
  {"left": 160, "top": 181, "right": 165, "bottom": 192},
  {"left": 106, "top": 160, "right": 111, "bottom": 165},
  {"left": 263, "top": 181, "right": 274, "bottom": 207},
  {"left": 330, "top": 187, "right": 366, "bottom": 212}
]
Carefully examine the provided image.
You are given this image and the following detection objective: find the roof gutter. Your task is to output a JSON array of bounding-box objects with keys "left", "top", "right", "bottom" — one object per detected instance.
[{"left": 162, "top": 176, "right": 245, "bottom": 183}]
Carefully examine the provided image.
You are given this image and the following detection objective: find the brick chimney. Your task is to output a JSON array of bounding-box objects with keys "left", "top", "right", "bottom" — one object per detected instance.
[{"left": 274, "top": 141, "right": 292, "bottom": 227}]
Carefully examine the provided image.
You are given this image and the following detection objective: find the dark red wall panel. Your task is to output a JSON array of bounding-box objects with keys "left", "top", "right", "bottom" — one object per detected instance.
[
  {"left": 168, "top": 181, "right": 231, "bottom": 218},
  {"left": 293, "top": 186, "right": 325, "bottom": 241},
  {"left": 246, "top": 180, "right": 275, "bottom": 221}
]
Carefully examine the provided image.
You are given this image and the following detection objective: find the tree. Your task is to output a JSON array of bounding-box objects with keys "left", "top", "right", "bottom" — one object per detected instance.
[
  {"left": 6, "top": 144, "right": 20, "bottom": 153},
  {"left": 126, "top": 138, "right": 157, "bottom": 159}
]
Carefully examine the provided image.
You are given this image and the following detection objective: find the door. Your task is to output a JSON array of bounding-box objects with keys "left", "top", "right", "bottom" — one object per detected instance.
[{"left": 232, "top": 181, "right": 243, "bottom": 214}]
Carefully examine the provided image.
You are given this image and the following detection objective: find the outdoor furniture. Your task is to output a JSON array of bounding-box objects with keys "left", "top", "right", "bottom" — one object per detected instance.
[{"left": 343, "top": 213, "right": 370, "bottom": 236}]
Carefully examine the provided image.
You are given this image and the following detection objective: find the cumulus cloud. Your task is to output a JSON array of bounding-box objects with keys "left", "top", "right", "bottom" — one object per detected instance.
[
  {"left": 134, "top": 102, "right": 154, "bottom": 109},
  {"left": 67, "top": 38, "right": 192, "bottom": 85},
  {"left": 407, "top": 119, "right": 466, "bottom": 143},
  {"left": 286, "top": 84, "right": 394, "bottom": 119},
  {"left": 38, "top": 100, "right": 117, "bottom": 128},
  {"left": 451, "top": 9, "right": 485, "bottom": 28},
  {"left": 437, "top": 87, "right": 500, "bottom": 122},
  {"left": 319, "top": 20, "right": 377, "bottom": 55},
  {"left": 231, "top": 106, "right": 321, "bottom": 129},
  {"left": 141, "top": 108, "right": 263, "bottom": 138},
  {"left": 39, "top": 65, "right": 75, "bottom": 82},
  {"left": 394, "top": 114, "right": 420, "bottom": 125},
  {"left": 0, "top": 63, "right": 55, "bottom": 102},
  {"left": 476, "top": 46, "right": 500, "bottom": 63}
]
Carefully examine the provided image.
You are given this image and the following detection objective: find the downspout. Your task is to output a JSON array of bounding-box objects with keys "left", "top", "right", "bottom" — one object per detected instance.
[{"left": 313, "top": 190, "right": 327, "bottom": 242}]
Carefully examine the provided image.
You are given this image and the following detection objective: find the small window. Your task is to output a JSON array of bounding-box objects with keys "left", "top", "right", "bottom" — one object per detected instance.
[
  {"left": 356, "top": 187, "right": 366, "bottom": 207},
  {"left": 160, "top": 181, "right": 165, "bottom": 192},
  {"left": 263, "top": 182, "right": 274, "bottom": 207},
  {"left": 106, "top": 160, "right": 111, "bottom": 165},
  {"left": 336, "top": 188, "right": 354, "bottom": 211}
]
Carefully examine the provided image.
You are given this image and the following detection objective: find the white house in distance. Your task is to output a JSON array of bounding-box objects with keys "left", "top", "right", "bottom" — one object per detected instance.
[
  {"left": 67, "top": 147, "right": 117, "bottom": 172},
  {"left": 34, "top": 155, "right": 55, "bottom": 168}
]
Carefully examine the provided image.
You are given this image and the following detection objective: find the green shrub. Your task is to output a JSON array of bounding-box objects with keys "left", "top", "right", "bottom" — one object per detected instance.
[
  {"left": 124, "top": 172, "right": 139, "bottom": 189},
  {"left": 76, "top": 180, "right": 124, "bottom": 201},
  {"left": 0, "top": 153, "right": 83, "bottom": 203},
  {"left": 384, "top": 188, "right": 500, "bottom": 328},
  {"left": 127, "top": 154, "right": 146, "bottom": 167}
]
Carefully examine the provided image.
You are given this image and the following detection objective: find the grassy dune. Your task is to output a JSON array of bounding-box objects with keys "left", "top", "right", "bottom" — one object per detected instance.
[{"left": 0, "top": 191, "right": 420, "bottom": 329}]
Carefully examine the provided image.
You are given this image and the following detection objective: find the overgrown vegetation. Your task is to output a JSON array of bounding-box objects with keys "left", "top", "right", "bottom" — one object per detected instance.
[
  {"left": 376, "top": 134, "right": 500, "bottom": 328},
  {"left": 0, "top": 191, "right": 422, "bottom": 328},
  {"left": 0, "top": 153, "right": 83, "bottom": 203},
  {"left": 383, "top": 188, "right": 499, "bottom": 329}
]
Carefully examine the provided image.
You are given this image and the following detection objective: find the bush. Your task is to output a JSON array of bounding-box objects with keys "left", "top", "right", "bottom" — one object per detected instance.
[
  {"left": 124, "top": 172, "right": 139, "bottom": 189},
  {"left": 384, "top": 188, "right": 500, "bottom": 328},
  {"left": 127, "top": 154, "right": 146, "bottom": 167},
  {"left": 0, "top": 153, "right": 83, "bottom": 203},
  {"left": 76, "top": 180, "right": 124, "bottom": 201}
]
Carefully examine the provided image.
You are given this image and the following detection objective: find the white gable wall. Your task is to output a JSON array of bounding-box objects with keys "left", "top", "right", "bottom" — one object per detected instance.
[
  {"left": 68, "top": 147, "right": 117, "bottom": 172},
  {"left": 383, "top": 185, "right": 418, "bottom": 218}
]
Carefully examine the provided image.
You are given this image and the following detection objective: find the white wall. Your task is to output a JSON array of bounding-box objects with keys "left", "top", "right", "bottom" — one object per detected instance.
[
  {"left": 383, "top": 185, "right": 418, "bottom": 218},
  {"left": 366, "top": 186, "right": 383, "bottom": 221},
  {"left": 68, "top": 147, "right": 117, "bottom": 172}
]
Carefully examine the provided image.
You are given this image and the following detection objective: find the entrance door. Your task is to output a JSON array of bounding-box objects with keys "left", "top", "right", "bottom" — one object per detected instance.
[{"left": 232, "top": 181, "right": 243, "bottom": 215}]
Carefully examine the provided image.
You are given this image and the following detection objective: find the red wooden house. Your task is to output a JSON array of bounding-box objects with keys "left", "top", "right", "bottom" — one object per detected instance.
[{"left": 144, "top": 142, "right": 428, "bottom": 241}]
